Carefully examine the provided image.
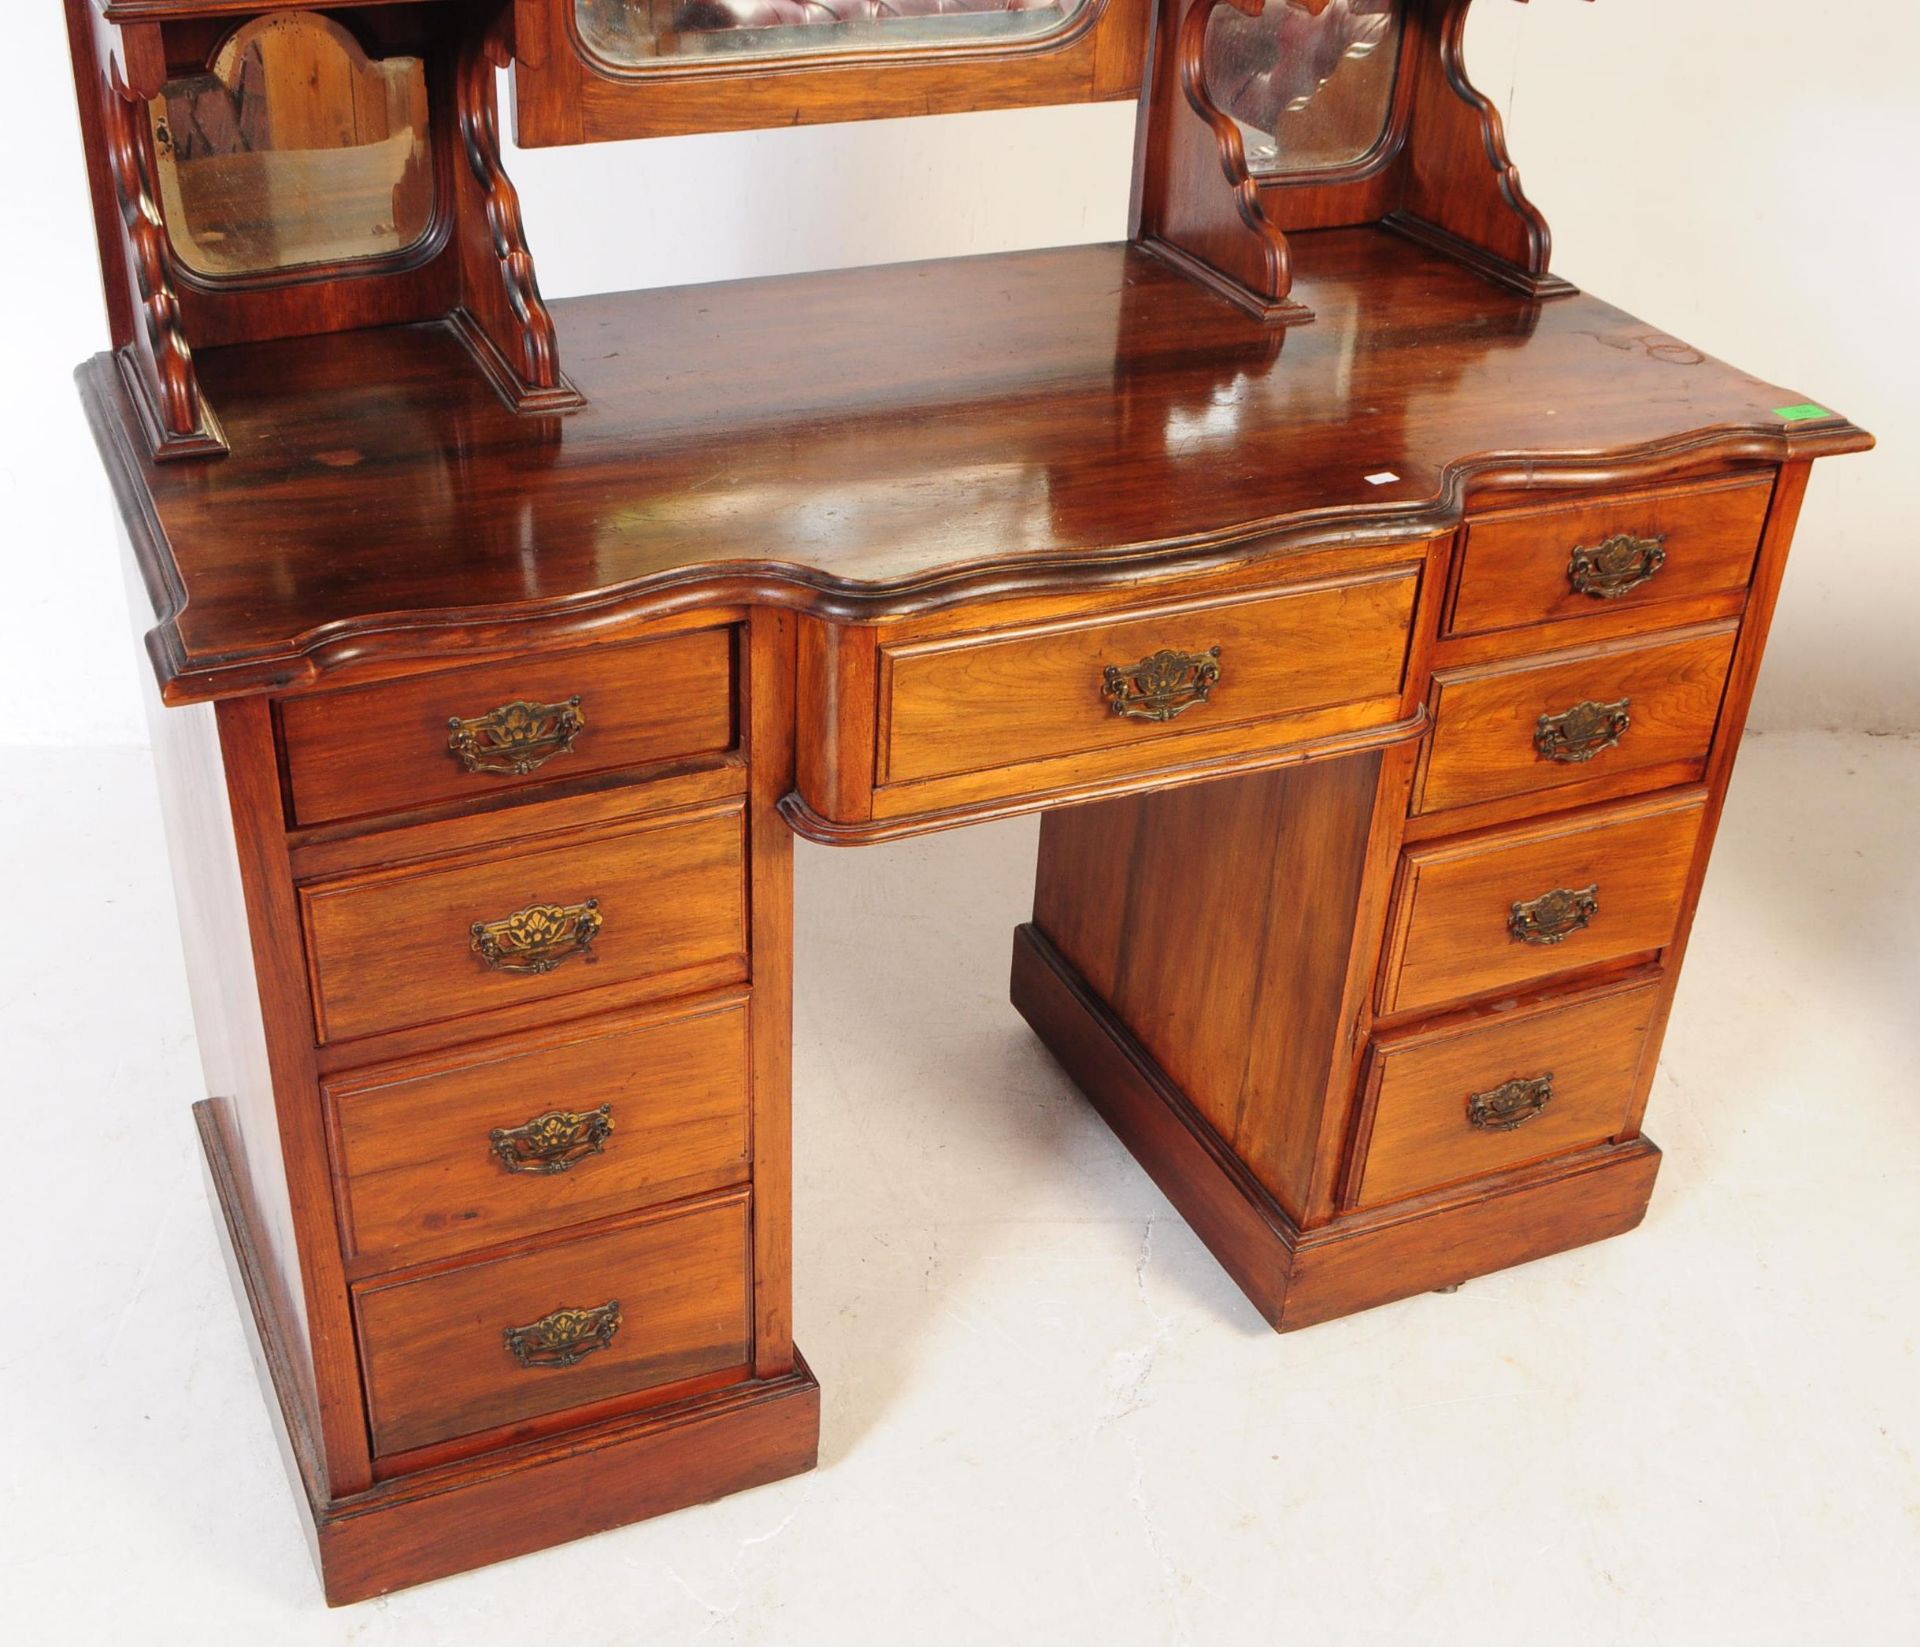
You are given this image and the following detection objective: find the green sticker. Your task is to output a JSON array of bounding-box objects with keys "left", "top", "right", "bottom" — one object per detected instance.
[{"left": 1774, "top": 403, "right": 1833, "bottom": 422}]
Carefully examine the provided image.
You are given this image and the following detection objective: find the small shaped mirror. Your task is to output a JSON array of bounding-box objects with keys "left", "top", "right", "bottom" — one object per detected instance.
[
  {"left": 1206, "top": 0, "right": 1404, "bottom": 177},
  {"left": 149, "top": 12, "right": 435, "bottom": 281}
]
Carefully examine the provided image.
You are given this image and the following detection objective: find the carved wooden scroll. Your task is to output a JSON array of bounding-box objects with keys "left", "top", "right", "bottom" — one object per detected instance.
[{"left": 1135, "top": 0, "right": 1592, "bottom": 320}]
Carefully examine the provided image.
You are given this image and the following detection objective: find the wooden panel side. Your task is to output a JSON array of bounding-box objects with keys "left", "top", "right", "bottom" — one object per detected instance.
[
  {"left": 214, "top": 695, "right": 377, "bottom": 1496},
  {"left": 1032, "top": 754, "right": 1383, "bottom": 1219},
  {"left": 745, "top": 607, "right": 798, "bottom": 1378}
]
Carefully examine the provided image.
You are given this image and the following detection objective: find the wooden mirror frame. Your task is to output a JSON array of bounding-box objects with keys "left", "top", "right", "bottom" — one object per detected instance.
[
  {"left": 66, "top": 0, "right": 580, "bottom": 461},
  {"left": 1135, "top": 0, "right": 1589, "bottom": 323},
  {"left": 64, "top": 0, "right": 1597, "bottom": 463},
  {"left": 509, "top": 0, "right": 1152, "bottom": 145}
]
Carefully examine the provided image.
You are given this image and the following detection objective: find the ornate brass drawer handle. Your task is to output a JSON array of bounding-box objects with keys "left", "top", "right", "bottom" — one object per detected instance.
[
  {"left": 490, "top": 1104, "right": 615, "bottom": 1174},
  {"left": 1101, "top": 646, "right": 1223, "bottom": 723},
  {"left": 504, "top": 1300, "right": 623, "bottom": 1370},
  {"left": 1535, "top": 696, "right": 1631, "bottom": 764},
  {"left": 448, "top": 696, "right": 585, "bottom": 776},
  {"left": 470, "top": 899, "right": 603, "bottom": 975},
  {"left": 1568, "top": 533, "right": 1667, "bottom": 600},
  {"left": 1509, "top": 884, "right": 1600, "bottom": 946},
  {"left": 1467, "top": 1074, "right": 1555, "bottom": 1133}
]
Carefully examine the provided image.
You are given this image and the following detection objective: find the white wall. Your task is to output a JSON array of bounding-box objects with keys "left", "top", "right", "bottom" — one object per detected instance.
[{"left": 7, "top": 0, "right": 1913, "bottom": 746}]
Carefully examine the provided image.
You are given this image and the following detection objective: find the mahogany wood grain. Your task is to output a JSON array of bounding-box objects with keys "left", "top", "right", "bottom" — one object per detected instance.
[
  {"left": 1389, "top": 0, "right": 1568, "bottom": 295},
  {"left": 1612, "top": 461, "right": 1818, "bottom": 1144},
  {"left": 1448, "top": 473, "right": 1772, "bottom": 640},
  {"left": 202, "top": 1094, "right": 817, "bottom": 1603},
  {"left": 1379, "top": 788, "right": 1707, "bottom": 1017},
  {"left": 1353, "top": 976, "right": 1661, "bottom": 1208},
  {"left": 79, "top": 231, "right": 1869, "bottom": 707},
  {"left": 743, "top": 608, "right": 799, "bottom": 1378},
  {"left": 1414, "top": 623, "right": 1738, "bottom": 816},
  {"left": 300, "top": 801, "right": 748, "bottom": 1045},
  {"left": 1132, "top": 0, "right": 1306, "bottom": 322},
  {"left": 279, "top": 626, "right": 736, "bottom": 826},
  {"left": 355, "top": 1190, "right": 752, "bottom": 1457},
  {"left": 795, "top": 536, "right": 1443, "bottom": 833},
  {"left": 1033, "top": 754, "right": 1383, "bottom": 1221},
  {"left": 287, "top": 756, "right": 747, "bottom": 880},
  {"left": 880, "top": 566, "right": 1418, "bottom": 785},
  {"left": 211, "top": 695, "right": 375, "bottom": 1496},
  {"left": 327, "top": 997, "right": 752, "bottom": 1274},
  {"left": 1010, "top": 922, "right": 1662, "bottom": 1330}
]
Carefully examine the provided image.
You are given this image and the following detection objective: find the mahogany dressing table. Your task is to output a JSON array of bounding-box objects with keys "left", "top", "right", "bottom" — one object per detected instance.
[{"left": 60, "top": 0, "right": 1870, "bottom": 1604}]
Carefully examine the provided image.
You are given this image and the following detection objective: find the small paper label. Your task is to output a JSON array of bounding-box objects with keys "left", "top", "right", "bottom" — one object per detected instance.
[
  {"left": 1774, "top": 403, "right": 1833, "bottom": 422},
  {"left": 1364, "top": 470, "right": 1401, "bottom": 486}
]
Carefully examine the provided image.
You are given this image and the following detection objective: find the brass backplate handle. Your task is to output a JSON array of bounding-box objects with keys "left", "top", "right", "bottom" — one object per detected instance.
[
  {"left": 504, "top": 1301, "right": 623, "bottom": 1369},
  {"left": 1102, "top": 646, "right": 1223, "bottom": 723},
  {"left": 1467, "top": 1074, "right": 1555, "bottom": 1133},
  {"left": 491, "top": 1104, "right": 615, "bottom": 1174},
  {"left": 1535, "top": 696, "right": 1631, "bottom": 764},
  {"left": 1569, "top": 533, "right": 1667, "bottom": 599},
  {"left": 470, "top": 899, "right": 603, "bottom": 975},
  {"left": 448, "top": 696, "right": 585, "bottom": 776},
  {"left": 1509, "top": 884, "right": 1600, "bottom": 946}
]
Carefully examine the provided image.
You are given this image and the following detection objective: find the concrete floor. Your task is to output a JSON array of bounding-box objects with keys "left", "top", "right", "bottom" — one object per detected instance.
[{"left": 2, "top": 731, "right": 1915, "bottom": 1645}]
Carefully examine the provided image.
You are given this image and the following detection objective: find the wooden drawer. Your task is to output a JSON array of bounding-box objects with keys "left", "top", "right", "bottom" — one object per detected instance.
[
  {"left": 301, "top": 802, "right": 747, "bottom": 1045},
  {"left": 1448, "top": 475, "right": 1772, "bottom": 638},
  {"left": 1353, "top": 979, "right": 1662, "bottom": 1209},
  {"left": 878, "top": 566, "right": 1419, "bottom": 791},
  {"left": 1380, "top": 789, "right": 1706, "bottom": 1017},
  {"left": 356, "top": 1191, "right": 752, "bottom": 1457},
  {"left": 278, "top": 627, "right": 736, "bottom": 826},
  {"left": 327, "top": 999, "right": 752, "bottom": 1272},
  {"left": 1415, "top": 623, "right": 1737, "bottom": 816}
]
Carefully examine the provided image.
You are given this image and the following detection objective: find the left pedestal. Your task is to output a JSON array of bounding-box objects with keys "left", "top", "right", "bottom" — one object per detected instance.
[{"left": 143, "top": 609, "right": 814, "bottom": 1604}]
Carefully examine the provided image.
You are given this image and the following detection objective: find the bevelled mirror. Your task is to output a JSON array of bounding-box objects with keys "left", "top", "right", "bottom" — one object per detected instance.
[
  {"left": 1205, "top": 0, "right": 1404, "bottom": 176},
  {"left": 149, "top": 12, "right": 435, "bottom": 281},
  {"left": 574, "top": 0, "right": 1093, "bottom": 68}
]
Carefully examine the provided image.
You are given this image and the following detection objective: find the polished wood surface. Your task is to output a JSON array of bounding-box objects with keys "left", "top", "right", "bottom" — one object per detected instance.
[
  {"left": 1034, "top": 756, "right": 1387, "bottom": 1221},
  {"left": 278, "top": 626, "right": 737, "bottom": 825},
  {"left": 355, "top": 1189, "right": 752, "bottom": 1457},
  {"left": 1353, "top": 977, "right": 1662, "bottom": 1208},
  {"left": 879, "top": 566, "right": 1417, "bottom": 786},
  {"left": 300, "top": 800, "right": 748, "bottom": 1045},
  {"left": 60, "top": 6, "right": 1873, "bottom": 1601},
  {"left": 1010, "top": 921, "right": 1664, "bottom": 1330},
  {"left": 1414, "top": 624, "right": 1738, "bottom": 815},
  {"left": 1378, "top": 789, "right": 1707, "bottom": 1018},
  {"left": 81, "top": 229, "right": 1868, "bottom": 706},
  {"left": 1447, "top": 474, "right": 1771, "bottom": 640},
  {"left": 326, "top": 995, "right": 752, "bottom": 1272}
]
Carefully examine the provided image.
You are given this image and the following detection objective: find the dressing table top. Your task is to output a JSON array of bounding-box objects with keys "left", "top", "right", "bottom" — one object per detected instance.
[{"left": 82, "top": 226, "right": 1867, "bottom": 703}]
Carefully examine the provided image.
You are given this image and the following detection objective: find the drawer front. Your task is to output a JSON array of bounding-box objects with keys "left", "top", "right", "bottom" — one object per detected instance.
[
  {"left": 1417, "top": 625, "right": 1737, "bottom": 816},
  {"left": 879, "top": 568, "right": 1419, "bottom": 788},
  {"left": 302, "top": 803, "right": 747, "bottom": 1045},
  {"left": 1355, "top": 980, "right": 1662, "bottom": 1209},
  {"left": 329, "top": 1000, "right": 752, "bottom": 1271},
  {"left": 1382, "top": 790, "right": 1706, "bottom": 1017},
  {"left": 356, "top": 1192, "right": 751, "bottom": 1457},
  {"left": 1449, "top": 476, "right": 1771, "bottom": 638},
  {"left": 279, "top": 627, "right": 735, "bottom": 826}
]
